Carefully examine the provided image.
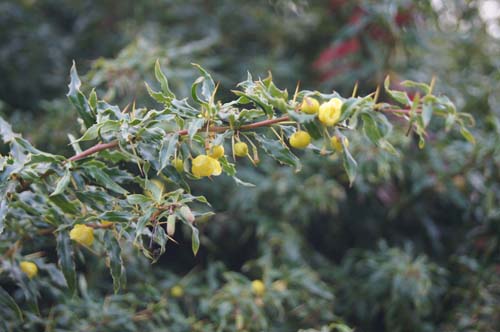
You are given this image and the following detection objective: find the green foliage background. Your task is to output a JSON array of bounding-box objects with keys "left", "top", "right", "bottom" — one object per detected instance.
[{"left": 1, "top": 0, "right": 499, "bottom": 331}]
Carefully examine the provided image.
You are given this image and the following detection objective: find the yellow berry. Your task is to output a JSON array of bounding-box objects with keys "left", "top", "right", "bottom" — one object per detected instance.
[
  {"left": 170, "top": 285, "right": 184, "bottom": 298},
  {"left": 191, "top": 155, "right": 221, "bottom": 177},
  {"left": 20, "top": 261, "right": 38, "bottom": 279},
  {"left": 251, "top": 280, "right": 266, "bottom": 297},
  {"left": 330, "top": 136, "right": 349, "bottom": 152},
  {"left": 69, "top": 224, "right": 94, "bottom": 246},
  {"left": 209, "top": 145, "right": 225, "bottom": 159},
  {"left": 290, "top": 130, "right": 311, "bottom": 149},
  {"left": 318, "top": 98, "right": 343, "bottom": 126},
  {"left": 234, "top": 142, "right": 249, "bottom": 157},
  {"left": 300, "top": 97, "right": 320, "bottom": 114},
  {"left": 172, "top": 158, "right": 184, "bottom": 172}
]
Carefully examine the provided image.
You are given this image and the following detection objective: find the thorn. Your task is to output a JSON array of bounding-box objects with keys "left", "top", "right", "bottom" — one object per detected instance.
[
  {"left": 351, "top": 81, "right": 359, "bottom": 97},
  {"left": 429, "top": 76, "right": 436, "bottom": 95},
  {"left": 292, "top": 81, "right": 301, "bottom": 104},
  {"left": 373, "top": 85, "right": 381, "bottom": 104}
]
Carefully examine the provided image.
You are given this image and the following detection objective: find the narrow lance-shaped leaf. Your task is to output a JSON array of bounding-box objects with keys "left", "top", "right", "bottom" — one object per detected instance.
[
  {"left": 51, "top": 169, "right": 71, "bottom": 196},
  {"left": 104, "top": 232, "right": 126, "bottom": 293},
  {"left": 384, "top": 76, "right": 410, "bottom": 106},
  {"left": 188, "top": 118, "right": 205, "bottom": 140},
  {"left": 67, "top": 62, "right": 95, "bottom": 128},
  {"left": 56, "top": 231, "right": 77, "bottom": 295},
  {"left": 158, "top": 133, "right": 179, "bottom": 173},
  {"left": 0, "top": 199, "right": 7, "bottom": 235},
  {"left": 192, "top": 63, "right": 215, "bottom": 102},
  {"left": 85, "top": 166, "right": 128, "bottom": 195},
  {"left": 155, "top": 59, "right": 175, "bottom": 99},
  {"left": 0, "top": 286, "right": 23, "bottom": 320},
  {"left": 191, "top": 226, "right": 200, "bottom": 256},
  {"left": 342, "top": 143, "right": 358, "bottom": 186},
  {"left": 255, "top": 134, "right": 302, "bottom": 172}
]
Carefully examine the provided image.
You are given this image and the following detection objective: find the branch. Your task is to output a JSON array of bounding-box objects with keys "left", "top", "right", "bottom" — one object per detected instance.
[
  {"left": 69, "top": 116, "right": 291, "bottom": 162},
  {"left": 68, "top": 108, "right": 417, "bottom": 162}
]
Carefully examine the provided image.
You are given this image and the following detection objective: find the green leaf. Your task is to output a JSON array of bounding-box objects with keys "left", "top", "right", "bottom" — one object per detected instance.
[
  {"left": 460, "top": 127, "right": 475, "bottom": 144},
  {"left": 135, "top": 207, "right": 155, "bottom": 240},
  {"left": 232, "top": 176, "right": 255, "bottom": 187},
  {"left": 400, "top": 80, "right": 430, "bottom": 95},
  {"left": 255, "top": 134, "right": 302, "bottom": 171},
  {"left": 0, "top": 286, "right": 23, "bottom": 320},
  {"left": 145, "top": 179, "right": 164, "bottom": 203},
  {"left": 158, "top": 133, "right": 179, "bottom": 173},
  {"left": 99, "top": 211, "right": 130, "bottom": 223},
  {"left": 422, "top": 103, "right": 433, "bottom": 127},
  {"left": 342, "top": 144, "right": 358, "bottom": 186},
  {"left": 0, "top": 116, "right": 19, "bottom": 143},
  {"left": 192, "top": 63, "right": 215, "bottom": 102},
  {"left": 154, "top": 59, "right": 175, "bottom": 100},
  {"left": 287, "top": 110, "right": 317, "bottom": 123},
  {"left": 191, "top": 226, "right": 200, "bottom": 256},
  {"left": 67, "top": 62, "right": 95, "bottom": 128},
  {"left": 361, "top": 113, "right": 383, "bottom": 145},
  {"left": 56, "top": 231, "right": 77, "bottom": 295},
  {"left": 127, "top": 194, "right": 152, "bottom": 205},
  {"left": 85, "top": 166, "right": 128, "bottom": 195},
  {"left": 76, "top": 120, "right": 120, "bottom": 142},
  {"left": 88, "top": 89, "right": 97, "bottom": 111},
  {"left": 188, "top": 118, "right": 205, "bottom": 140},
  {"left": 384, "top": 76, "right": 410, "bottom": 106},
  {"left": 51, "top": 169, "right": 71, "bottom": 196},
  {"left": 49, "top": 195, "right": 79, "bottom": 215},
  {"left": 104, "top": 232, "right": 126, "bottom": 293},
  {"left": 0, "top": 200, "right": 7, "bottom": 235},
  {"left": 145, "top": 82, "right": 171, "bottom": 105}
]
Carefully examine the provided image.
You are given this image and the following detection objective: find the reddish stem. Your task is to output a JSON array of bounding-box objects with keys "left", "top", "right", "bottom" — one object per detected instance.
[{"left": 67, "top": 109, "right": 416, "bottom": 162}]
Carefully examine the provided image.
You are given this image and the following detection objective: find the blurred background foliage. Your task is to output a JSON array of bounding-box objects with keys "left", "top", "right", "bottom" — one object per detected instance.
[{"left": 1, "top": 0, "right": 499, "bottom": 331}]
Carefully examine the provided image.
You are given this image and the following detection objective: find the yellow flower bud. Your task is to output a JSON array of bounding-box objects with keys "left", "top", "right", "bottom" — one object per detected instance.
[
  {"left": 330, "top": 136, "right": 349, "bottom": 152},
  {"left": 191, "top": 155, "right": 214, "bottom": 177},
  {"left": 191, "top": 155, "right": 221, "bottom": 177},
  {"left": 172, "top": 158, "right": 184, "bottom": 172},
  {"left": 251, "top": 279, "right": 266, "bottom": 297},
  {"left": 20, "top": 261, "right": 38, "bottom": 279},
  {"left": 69, "top": 224, "right": 94, "bottom": 246},
  {"left": 300, "top": 97, "right": 320, "bottom": 114},
  {"left": 318, "top": 98, "right": 343, "bottom": 126},
  {"left": 209, "top": 145, "right": 225, "bottom": 159},
  {"left": 210, "top": 157, "right": 222, "bottom": 176},
  {"left": 289, "top": 130, "right": 311, "bottom": 149},
  {"left": 170, "top": 285, "right": 184, "bottom": 298},
  {"left": 234, "top": 142, "right": 249, "bottom": 157}
]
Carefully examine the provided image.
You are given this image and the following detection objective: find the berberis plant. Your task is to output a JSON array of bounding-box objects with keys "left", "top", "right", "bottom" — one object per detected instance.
[{"left": 0, "top": 60, "right": 473, "bottom": 314}]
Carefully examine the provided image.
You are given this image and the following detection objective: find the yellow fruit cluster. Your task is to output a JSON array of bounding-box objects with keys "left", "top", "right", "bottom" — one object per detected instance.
[
  {"left": 191, "top": 155, "right": 222, "bottom": 177},
  {"left": 69, "top": 224, "right": 94, "bottom": 246},
  {"left": 294, "top": 97, "right": 345, "bottom": 150},
  {"left": 300, "top": 97, "right": 343, "bottom": 126},
  {"left": 20, "top": 261, "right": 38, "bottom": 279}
]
